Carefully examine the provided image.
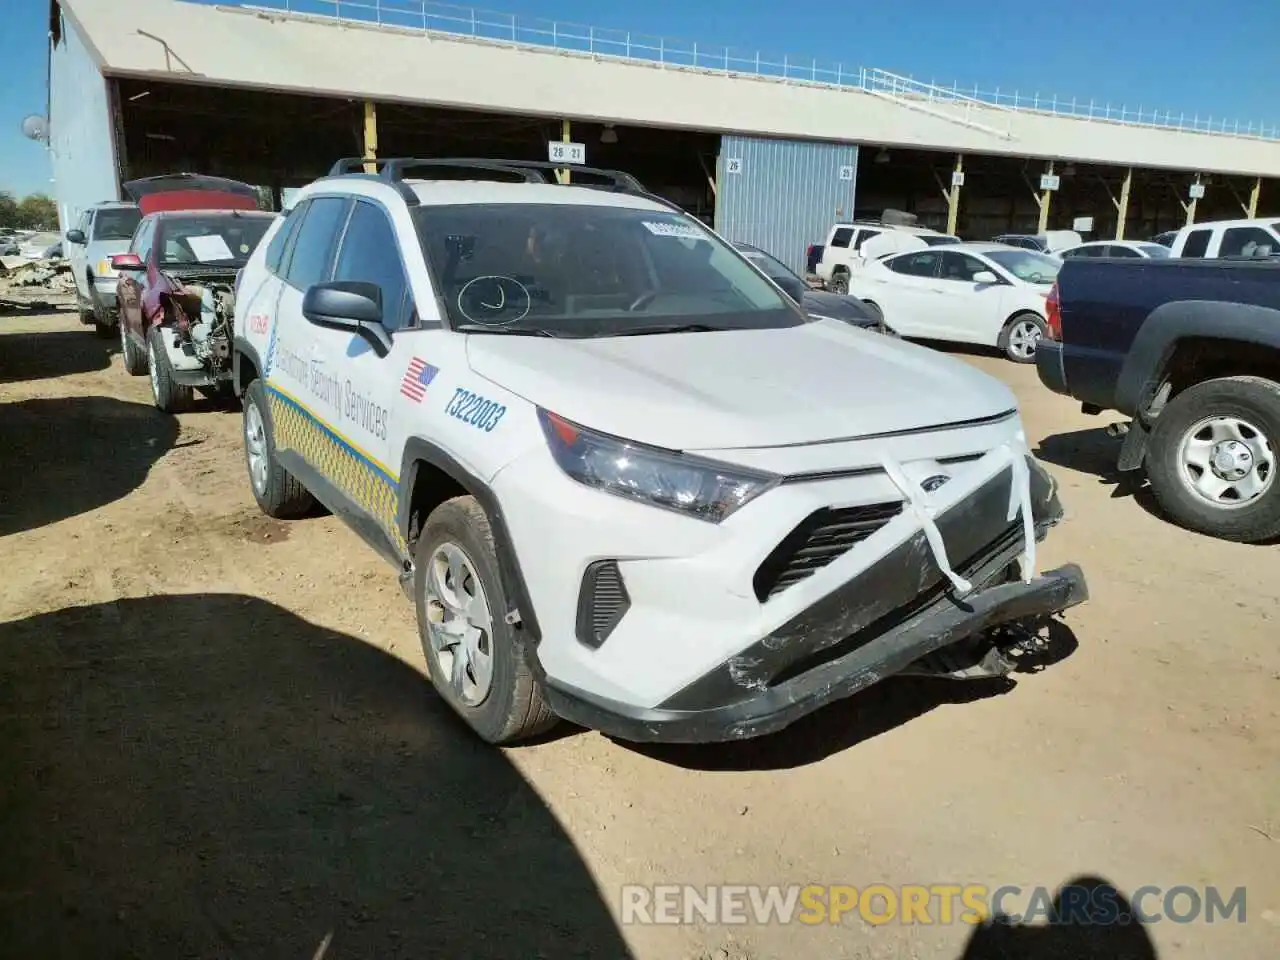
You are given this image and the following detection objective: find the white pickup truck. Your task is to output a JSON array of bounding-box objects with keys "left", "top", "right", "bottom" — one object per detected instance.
[
  {"left": 1169, "top": 217, "right": 1280, "bottom": 259},
  {"left": 816, "top": 216, "right": 959, "bottom": 294}
]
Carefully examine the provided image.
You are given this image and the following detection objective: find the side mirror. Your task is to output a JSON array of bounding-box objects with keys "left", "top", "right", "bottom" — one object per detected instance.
[
  {"left": 302, "top": 280, "right": 392, "bottom": 356},
  {"left": 972, "top": 270, "right": 999, "bottom": 285},
  {"left": 110, "top": 253, "right": 145, "bottom": 271},
  {"left": 66, "top": 229, "right": 86, "bottom": 245}
]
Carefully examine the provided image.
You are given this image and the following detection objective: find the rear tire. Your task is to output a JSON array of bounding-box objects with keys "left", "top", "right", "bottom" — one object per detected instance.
[
  {"left": 414, "top": 496, "right": 558, "bottom": 745},
  {"left": 147, "top": 327, "right": 193, "bottom": 414},
  {"left": 242, "top": 378, "right": 315, "bottom": 519},
  {"left": 1145, "top": 376, "right": 1280, "bottom": 543},
  {"left": 828, "top": 268, "right": 850, "bottom": 296},
  {"left": 998, "top": 312, "right": 1046, "bottom": 363}
]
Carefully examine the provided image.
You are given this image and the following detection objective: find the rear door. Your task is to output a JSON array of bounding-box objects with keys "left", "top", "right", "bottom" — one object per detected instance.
[
  {"left": 264, "top": 195, "right": 352, "bottom": 474},
  {"left": 857, "top": 250, "right": 942, "bottom": 337}
]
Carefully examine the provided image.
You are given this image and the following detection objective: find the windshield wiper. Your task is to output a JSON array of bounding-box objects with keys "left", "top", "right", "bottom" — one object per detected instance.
[
  {"left": 452, "top": 323, "right": 562, "bottom": 337},
  {"left": 610, "top": 323, "right": 725, "bottom": 337}
]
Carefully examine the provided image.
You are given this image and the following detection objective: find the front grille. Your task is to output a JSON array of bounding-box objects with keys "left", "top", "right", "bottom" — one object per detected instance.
[
  {"left": 575, "top": 560, "right": 631, "bottom": 648},
  {"left": 753, "top": 501, "right": 904, "bottom": 601}
]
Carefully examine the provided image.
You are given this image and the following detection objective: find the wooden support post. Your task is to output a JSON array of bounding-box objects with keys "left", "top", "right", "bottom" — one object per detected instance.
[{"left": 362, "top": 102, "right": 378, "bottom": 175}]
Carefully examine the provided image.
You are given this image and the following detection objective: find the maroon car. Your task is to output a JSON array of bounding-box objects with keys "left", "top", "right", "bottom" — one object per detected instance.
[{"left": 114, "top": 206, "right": 276, "bottom": 412}]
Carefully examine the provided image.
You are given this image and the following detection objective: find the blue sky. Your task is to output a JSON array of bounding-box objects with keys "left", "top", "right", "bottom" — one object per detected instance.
[{"left": 3, "top": 0, "right": 1278, "bottom": 198}]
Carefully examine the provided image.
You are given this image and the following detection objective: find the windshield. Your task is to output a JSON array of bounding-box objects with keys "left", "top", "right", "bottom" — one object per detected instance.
[
  {"left": 156, "top": 213, "right": 273, "bottom": 267},
  {"left": 415, "top": 204, "right": 799, "bottom": 337},
  {"left": 984, "top": 249, "right": 1061, "bottom": 285},
  {"left": 92, "top": 208, "right": 142, "bottom": 242},
  {"left": 1136, "top": 243, "right": 1172, "bottom": 258}
]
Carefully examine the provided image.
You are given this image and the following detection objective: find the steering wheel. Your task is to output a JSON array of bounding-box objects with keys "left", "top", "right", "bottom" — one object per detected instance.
[{"left": 628, "top": 290, "right": 658, "bottom": 312}]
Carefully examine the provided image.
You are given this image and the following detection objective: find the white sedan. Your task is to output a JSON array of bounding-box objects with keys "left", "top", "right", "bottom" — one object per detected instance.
[
  {"left": 1058, "top": 240, "right": 1172, "bottom": 260},
  {"left": 846, "top": 242, "right": 1059, "bottom": 363}
]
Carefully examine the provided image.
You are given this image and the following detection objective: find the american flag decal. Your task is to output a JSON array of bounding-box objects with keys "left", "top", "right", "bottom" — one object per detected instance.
[{"left": 400, "top": 357, "right": 439, "bottom": 402}]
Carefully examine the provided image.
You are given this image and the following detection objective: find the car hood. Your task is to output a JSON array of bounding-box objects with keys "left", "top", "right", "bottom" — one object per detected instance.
[
  {"left": 465, "top": 319, "right": 1017, "bottom": 450},
  {"left": 800, "top": 291, "right": 877, "bottom": 328}
]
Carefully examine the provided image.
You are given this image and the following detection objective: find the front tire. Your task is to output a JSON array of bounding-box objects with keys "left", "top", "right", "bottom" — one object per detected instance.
[
  {"left": 999, "top": 312, "right": 1046, "bottom": 363},
  {"left": 91, "top": 292, "right": 115, "bottom": 339},
  {"left": 1145, "top": 376, "right": 1280, "bottom": 543},
  {"left": 146, "top": 327, "right": 193, "bottom": 413},
  {"left": 414, "top": 496, "right": 557, "bottom": 745},
  {"left": 120, "top": 321, "right": 148, "bottom": 376},
  {"left": 242, "top": 378, "right": 315, "bottom": 519}
]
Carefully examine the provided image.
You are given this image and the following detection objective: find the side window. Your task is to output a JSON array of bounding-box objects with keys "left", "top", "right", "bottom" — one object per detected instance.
[
  {"left": 829, "top": 228, "right": 854, "bottom": 249},
  {"left": 852, "top": 229, "right": 882, "bottom": 251},
  {"left": 332, "top": 201, "right": 415, "bottom": 331},
  {"left": 1219, "top": 227, "right": 1279, "bottom": 258},
  {"left": 283, "top": 197, "right": 350, "bottom": 291},
  {"left": 1106, "top": 245, "right": 1140, "bottom": 258},
  {"left": 131, "top": 219, "right": 154, "bottom": 260},
  {"left": 265, "top": 205, "right": 305, "bottom": 276},
  {"left": 75, "top": 211, "right": 91, "bottom": 237},
  {"left": 1061, "top": 247, "right": 1088, "bottom": 259},
  {"left": 886, "top": 252, "right": 940, "bottom": 277},
  {"left": 1181, "top": 229, "right": 1212, "bottom": 258},
  {"left": 939, "top": 251, "right": 987, "bottom": 281}
]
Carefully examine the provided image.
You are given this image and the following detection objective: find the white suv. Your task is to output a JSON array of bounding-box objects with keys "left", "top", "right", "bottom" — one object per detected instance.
[{"left": 232, "top": 158, "right": 1088, "bottom": 745}]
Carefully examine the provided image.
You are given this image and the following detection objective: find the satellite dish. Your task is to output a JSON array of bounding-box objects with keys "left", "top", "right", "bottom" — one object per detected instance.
[{"left": 21, "top": 114, "right": 49, "bottom": 143}]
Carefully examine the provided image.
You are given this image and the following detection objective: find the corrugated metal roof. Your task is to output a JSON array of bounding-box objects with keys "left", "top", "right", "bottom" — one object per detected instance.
[{"left": 56, "top": 0, "right": 1280, "bottom": 178}]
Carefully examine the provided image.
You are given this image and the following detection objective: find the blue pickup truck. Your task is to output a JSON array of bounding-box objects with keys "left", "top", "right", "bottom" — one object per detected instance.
[{"left": 1036, "top": 256, "right": 1280, "bottom": 542}]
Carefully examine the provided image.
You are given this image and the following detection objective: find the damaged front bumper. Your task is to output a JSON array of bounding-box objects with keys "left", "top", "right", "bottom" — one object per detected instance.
[{"left": 542, "top": 458, "right": 1088, "bottom": 744}]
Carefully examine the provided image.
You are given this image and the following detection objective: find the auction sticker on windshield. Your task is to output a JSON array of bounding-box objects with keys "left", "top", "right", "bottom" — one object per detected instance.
[{"left": 642, "top": 221, "right": 707, "bottom": 241}]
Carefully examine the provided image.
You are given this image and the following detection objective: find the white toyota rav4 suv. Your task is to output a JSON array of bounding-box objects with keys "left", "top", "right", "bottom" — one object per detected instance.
[{"left": 232, "top": 158, "right": 1088, "bottom": 745}]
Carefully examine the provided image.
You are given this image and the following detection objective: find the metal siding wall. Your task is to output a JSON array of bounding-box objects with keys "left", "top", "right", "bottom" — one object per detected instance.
[
  {"left": 714, "top": 135, "right": 858, "bottom": 275},
  {"left": 48, "top": 15, "right": 120, "bottom": 234}
]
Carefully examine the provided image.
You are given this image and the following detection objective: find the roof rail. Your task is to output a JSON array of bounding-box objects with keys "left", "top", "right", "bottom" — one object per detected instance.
[
  {"left": 319, "top": 156, "right": 693, "bottom": 217},
  {"left": 325, "top": 156, "right": 647, "bottom": 193}
]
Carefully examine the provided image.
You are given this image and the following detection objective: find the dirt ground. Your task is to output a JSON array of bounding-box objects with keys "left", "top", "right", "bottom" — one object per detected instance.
[{"left": 1, "top": 311, "right": 1276, "bottom": 959}]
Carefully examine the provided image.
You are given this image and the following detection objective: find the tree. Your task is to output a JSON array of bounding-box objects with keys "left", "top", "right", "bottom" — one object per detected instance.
[
  {"left": 0, "top": 192, "right": 58, "bottom": 230},
  {"left": 17, "top": 194, "right": 57, "bottom": 230},
  {"left": 0, "top": 192, "right": 18, "bottom": 230}
]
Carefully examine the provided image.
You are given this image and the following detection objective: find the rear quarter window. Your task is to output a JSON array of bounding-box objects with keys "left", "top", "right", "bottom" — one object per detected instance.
[
  {"left": 829, "top": 228, "right": 854, "bottom": 249},
  {"left": 1180, "top": 229, "right": 1212, "bottom": 258}
]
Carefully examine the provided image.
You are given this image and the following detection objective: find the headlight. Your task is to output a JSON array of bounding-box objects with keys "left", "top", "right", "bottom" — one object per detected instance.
[
  {"left": 537, "top": 409, "right": 779, "bottom": 523},
  {"left": 95, "top": 260, "right": 116, "bottom": 277}
]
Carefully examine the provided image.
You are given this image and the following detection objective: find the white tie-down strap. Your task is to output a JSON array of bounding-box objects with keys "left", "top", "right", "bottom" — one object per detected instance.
[
  {"left": 879, "top": 453, "right": 973, "bottom": 596},
  {"left": 1006, "top": 444, "right": 1037, "bottom": 584}
]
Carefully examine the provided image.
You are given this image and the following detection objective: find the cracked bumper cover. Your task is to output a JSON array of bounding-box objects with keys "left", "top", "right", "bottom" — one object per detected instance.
[{"left": 542, "top": 458, "right": 1088, "bottom": 744}]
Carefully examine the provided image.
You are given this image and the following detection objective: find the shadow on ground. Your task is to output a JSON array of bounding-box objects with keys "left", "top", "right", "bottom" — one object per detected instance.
[
  {"left": 955, "top": 875, "right": 1159, "bottom": 959},
  {"left": 0, "top": 327, "right": 115, "bottom": 384},
  {"left": 0, "top": 595, "right": 633, "bottom": 960},
  {"left": 0, "top": 396, "right": 179, "bottom": 537},
  {"left": 628, "top": 620, "right": 1078, "bottom": 772},
  {"left": 1034, "top": 427, "right": 1171, "bottom": 514}
]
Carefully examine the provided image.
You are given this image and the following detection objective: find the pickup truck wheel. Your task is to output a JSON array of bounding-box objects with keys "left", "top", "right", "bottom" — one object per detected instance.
[
  {"left": 146, "top": 327, "right": 193, "bottom": 414},
  {"left": 999, "top": 312, "right": 1046, "bottom": 363},
  {"left": 414, "top": 496, "right": 558, "bottom": 745},
  {"left": 828, "top": 268, "right": 850, "bottom": 295},
  {"left": 1146, "top": 376, "right": 1280, "bottom": 543},
  {"left": 119, "top": 322, "right": 148, "bottom": 376},
  {"left": 241, "top": 378, "right": 315, "bottom": 519}
]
